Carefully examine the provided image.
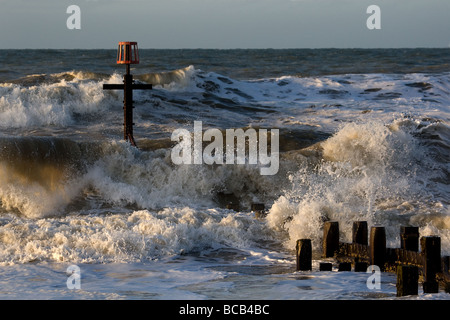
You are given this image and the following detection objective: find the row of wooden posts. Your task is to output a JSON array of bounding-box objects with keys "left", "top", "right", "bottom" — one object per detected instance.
[
  {"left": 244, "top": 202, "right": 449, "bottom": 296},
  {"left": 295, "top": 221, "right": 450, "bottom": 297}
]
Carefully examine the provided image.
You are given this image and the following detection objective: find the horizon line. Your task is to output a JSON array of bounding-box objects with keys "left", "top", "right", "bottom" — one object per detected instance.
[{"left": 1, "top": 47, "right": 449, "bottom": 50}]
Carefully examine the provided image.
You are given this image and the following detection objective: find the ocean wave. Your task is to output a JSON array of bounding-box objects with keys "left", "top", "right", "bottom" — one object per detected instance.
[
  {"left": 0, "top": 72, "right": 123, "bottom": 128},
  {"left": 0, "top": 137, "right": 288, "bottom": 218},
  {"left": 4, "top": 70, "right": 110, "bottom": 86},
  {"left": 0, "top": 207, "right": 277, "bottom": 265},
  {"left": 0, "top": 118, "right": 448, "bottom": 262},
  {"left": 0, "top": 64, "right": 449, "bottom": 264},
  {"left": 137, "top": 65, "right": 197, "bottom": 87},
  {"left": 0, "top": 67, "right": 449, "bottom": 133}
]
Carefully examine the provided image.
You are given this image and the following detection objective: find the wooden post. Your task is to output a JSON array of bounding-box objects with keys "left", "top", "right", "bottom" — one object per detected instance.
[
  {"left": 352, "top": 221, "right": 368, "bottom": 245},
  {"left": 370, "top": 226, "right": 386, "bottom": 271},
  {"left": 319, "top": 262, "right": 332, "bottom": 271},
  {"left": 442, "top": 256, "right": 450, "bottom": 293},
  {"left": 355, "top": 262, "right": 368, "bottom": 272},
  {"left": 396, "top": 265, "right": 418, "bottom": 297},
  {"left": 323, "top": 221, "right": 339, "bottom": 258},
  {"left": 421, "top": 236, "right": 441, "bottom": 293},
  {"left": 338, "top": 262, "right": 351, "bottom": 271},
  {"left": 443, "top": 256, "right": 449, "bottom": 273},
  {"left": 296, "top": 239, "right": 312, "bottom": 271},
  {"left": 400, "top": 226, "right": 419, "bottom": 252}
]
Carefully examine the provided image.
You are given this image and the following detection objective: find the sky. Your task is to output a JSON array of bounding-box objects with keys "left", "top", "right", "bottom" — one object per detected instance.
[{"left": 0, "top": 0, "right": 448, "bottom": 49}]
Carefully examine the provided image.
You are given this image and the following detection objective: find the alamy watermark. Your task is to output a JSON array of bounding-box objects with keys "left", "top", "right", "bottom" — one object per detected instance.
[
  {"left": 171, "top": 121, "right": 279, "bottom": 175},
  {"left": 366, "top": 5, "right": 381, "bottom": 30},
  {"left": 366, "top": 265, "right": 381, "bottom": 290},
  {"left": 65, "top": 5, "right": 381, "bottom": 32},
  {"left": 66, "top": 264, "right": 81, "bottom": 290},
  {"left": 66, "top": 5, "right": 81, "bottom": 30}
]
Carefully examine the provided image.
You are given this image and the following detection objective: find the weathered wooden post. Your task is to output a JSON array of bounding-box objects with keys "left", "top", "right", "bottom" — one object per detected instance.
[
  {"left": 370, "top": 226, "right": 386, "bottom": 271},
  {"left": 442, "top": 256, "right": 450, "bottom": 293},
  {"left": 400, "top": 226, "right": 419, "bottom": 252},
  {"left": 421, "top": 236, "right": 441, "bottom": 293},
  {"left": 443, "top": 256, "right": 449, "bottom": 273},
  {"left": 338, "top": 262, "right": 351, "bottom": 271},
  {"left": 352, "top": 221, "right": 368, "bottom": 245},
  {"left": 319, "top": 262, "right": 332, "bottom": 271},
  {"left": 323, "top": 221, "right": 339, "bottom": 258},
  {"left": 396, "top": 265, "right": 418, "bottom": 297},
  {"left": 296, "top": 239, "right": 312, "bottom": 271},
  {"left": 352, "top": 221, "right": 368, "bottom": 270},
  {"left": 355, "top": 262, "right": 369, "bottom": 272}
]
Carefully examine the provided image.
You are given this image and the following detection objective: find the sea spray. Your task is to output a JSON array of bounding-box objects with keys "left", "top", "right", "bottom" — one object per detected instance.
[{"left": 266, "top": 120, "right": 450, "bottom": 254}]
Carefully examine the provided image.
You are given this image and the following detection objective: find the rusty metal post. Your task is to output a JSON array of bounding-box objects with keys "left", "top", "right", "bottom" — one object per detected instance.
[{"left": 123, "top": 71, "right": 136, "bottom": 146}]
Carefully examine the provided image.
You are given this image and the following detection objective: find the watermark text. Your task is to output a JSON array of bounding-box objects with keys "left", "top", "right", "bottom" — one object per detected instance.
[
  {"left": 66, "top": 5, "right": 81, "bottom": 30},
  {"left": 366, "top": 265, "right": 381, "bottom": 290},
  {"left": 366, "top": 5, "right": 381, "bottom": 30},
  {"left": 66, "top": 264, "right": 81, "bottom": 290},
  {"left": 171, "top": 121, "right": 279, "bottom": 175}
]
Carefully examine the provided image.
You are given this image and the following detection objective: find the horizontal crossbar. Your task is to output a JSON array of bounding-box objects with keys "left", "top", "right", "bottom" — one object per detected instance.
[{"left": 103, "top": 84, "right": 152, "bottom": 90}]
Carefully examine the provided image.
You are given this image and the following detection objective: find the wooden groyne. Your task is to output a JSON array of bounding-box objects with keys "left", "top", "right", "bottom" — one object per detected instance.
[
  {"left": 243, "top": 202, "right": 448, "bottom": 296},
  {"left": 296, "top": 221, "right": 450, "bottom": 297}
]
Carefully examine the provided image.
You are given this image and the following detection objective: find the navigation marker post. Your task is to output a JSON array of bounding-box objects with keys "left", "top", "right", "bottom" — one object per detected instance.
[{"left": 103, "top": 41, "right": 152, "bottom": 147}]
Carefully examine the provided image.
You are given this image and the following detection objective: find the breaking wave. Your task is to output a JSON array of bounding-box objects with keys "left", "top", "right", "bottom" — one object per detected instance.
[
  {"left": 266, "top": 119, "right": 450, "bottom": 255},
  {"left": 0, "top": 63, "right": 449, "bottom": 264}
]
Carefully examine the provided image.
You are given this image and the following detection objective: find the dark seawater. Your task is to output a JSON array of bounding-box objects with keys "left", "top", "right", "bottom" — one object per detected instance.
[
  {"left": 1, "top": 48, "right": 449, "bottom": 82},
  {"left": 0, "top": 49, "right": 449, "bottom": 299}
]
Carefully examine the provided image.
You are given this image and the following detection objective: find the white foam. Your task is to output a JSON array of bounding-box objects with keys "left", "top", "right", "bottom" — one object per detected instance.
[
  {"left": 0, "top": 205, "right": 280, "bottom": 265},
  {"left": 1, "top": 68, "right": 449, "bottom": 136},
  {"left": 0, "top": 73, "right": 121, "bottom": 128}
]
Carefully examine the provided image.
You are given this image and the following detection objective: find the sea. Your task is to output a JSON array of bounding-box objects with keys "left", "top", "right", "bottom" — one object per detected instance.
[{"left": 0, "top": 48, "right": 449, "bottom": 303}]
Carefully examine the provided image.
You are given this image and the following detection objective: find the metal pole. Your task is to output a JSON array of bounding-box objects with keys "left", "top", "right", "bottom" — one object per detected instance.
[{"left": 123, "top": 64, "right": 136, "bottom": 146}]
